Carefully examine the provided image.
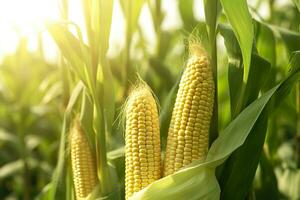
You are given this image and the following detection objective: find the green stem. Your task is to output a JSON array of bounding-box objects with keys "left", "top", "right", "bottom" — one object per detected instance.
[
  {"left": 154, "top": 0, "right": 162, "bottom": 55},
  {"left": 206, "top": 0, "right": 219, "bottom": 145},
  {"left": 123, "top": 25, "right": 133, "bottom": 98},
  {"left": 93, "top": 94, "right": 113, "bottom": 196},
  {"left": 16, "top": 49, "right": 31, "bottom": 200},
  {"left": 17, "top": 120, "right": 30, "bottom": 200},
  {"left": 58, "top": 0, "right": 69, "bottom": 109},
  {"left": 268, "top": 0, "right": 275, "bottom": 22},
  {"left": 210, "top": 30, "right": 218, "bottom": 145}
]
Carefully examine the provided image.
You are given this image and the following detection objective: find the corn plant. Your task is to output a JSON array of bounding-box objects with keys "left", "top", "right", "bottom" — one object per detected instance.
[{"left": 1, "top": 0, "right": 300, "bottom": 199}]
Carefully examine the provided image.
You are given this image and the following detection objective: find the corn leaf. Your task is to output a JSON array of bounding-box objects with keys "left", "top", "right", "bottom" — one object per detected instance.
[
  {"left": 254, "top": 151, "right": 279, "bottom": 199},
  {"left": 219, "top": 51, "right": 300, "bottom": 200},
  {"left": 292, "top": 0, "right": 300, "bottom": 11},
  {"left": 159, "top": 72, "right": 181, "bottom": 150},
  {"left": 47, "top": 23, "right": 90, "bottom": 88},
  {"left": 256, "top": 22, "right": 276, "bottom": 67},
  {"left": 220, "top": 0, "right": 254, "bottom": 83},
  {"left": 65, "top": 82, "right": 84, "bottom": 114},
  {"left": 0, "top": 128, "right": 18, "bottom": 144},
  {"left": 80, "top": 88, "right": 96, "bottom": 151},
  {"left": 278, "top": 27, "right": 300, "bottom": 53},
  {"left": 120, "top": 0, "right": 145, "bottom": 36},
  {"left": 99, "top": 59, "right": 116, "bottom": 149},
  {"left": 179, "top": 0, "right": 197, "bottom": 31},
  {"left": 47, "top": 23, "right": 86, "bottom": 63},
  {"left": 93, "top": 0, "right": 114, "bottom": 60},
  {"left": 243, "top": 54, "right": 271, "bottom": 106},
  {"left": 204, "top": 0, "right": 220, "bottom": 143},
  {"left": 46, "top": 114, "right": 69, "bottom": 200},
  {"left": 219, "top": 24, "right": 243, "bottom": 117},
  {"left": 0, "top": 160, "right": 24, "bottom": 179},
  {"left": 220, "top": 24, "right": 271, "bottom": 117},
  {"left": 218, "top": 24, "right": 241, "bottom": 58},
  {"left": 220, "top": 107, "right": 269, "bottom": 200},
  {"left": 108, "top": 147, "right": 125, "bottom": 199},
  {"left": 204, "top": 0, "right": 221, "bottom": 33}
]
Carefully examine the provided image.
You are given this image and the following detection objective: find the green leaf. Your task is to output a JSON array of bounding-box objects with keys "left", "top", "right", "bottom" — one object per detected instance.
[
  {"left": 0, "top": 128, "right": 18, "bottom": 144},
  {"left": 278, "top": 27, "right": 300, "bottom": 53},
  {"left": 43, "top": 113, "right": 70, "bottom": 200},
  {"left": 219, "top": 107, "right": 269, "bottom": 200},
  {"left": 219, "top": 52, "right": 300, "bottom": 200},
  {"left": 0, "top": 158, "right": 42, "bottom": 181},
  {"left": 93, "top": 0, "right": 114, "bottom": 60},
  {"left": 273, "top": 51, "right": 300, "bottom": 108},
  {"left": 292, "top": 0, "right": 300, "bottom": 11},
  {"left": 159, "top": 72, "right": 181, "bottom": 150},
  {"left": 219, "top": 24, "right": 243, "bottom": 117},
  {"left": 179, "top": 0, "right": 197, "bottom": 31},
  {"left": 0, "top": 160, "right": 24, "bottom": 179},
  {"left": 47, "top": 23, "right": 86, "bottom": 63},
  {"left": 148, "top": 57, "right": 174, "bottom": 90},
  {"left": 219, "top": 24, "right": 242, "bottom": 59},
  {"left": 204, "top": 0, "right": 221, "bottom": 32},
  {"left": 80, "top": 88, "right": 96, "bottom": 151},
  {"left": 93, "top": 59, "right": 117, "bottom": 196},
  {"left": 65, "top": 81, "right": 84, "bottom": 114},
  {"left": 228, "top": 61, "right": 243, "bottom": 117},
  {"left": 243, "top": 54, "right": 271, "bottom": 106},
  {"left": 108, "top": 147, "right": 125, "bottom": 190},
  {"left": 220, "top": 0, "right": 254, "bottom": 82},
  {"left": 120, "top": 0, "right": 145, "bottom": 36},
  {"left": 47, "top": 22, "right": 90, "bottom": 87},
  {"left": 220, "top": 25, "right": 271, "bottom": 117},
  {"left": 256, "top": 22, "right": 276, "bottom": 67},
  {"left": 204, "top": 0, "right": 220, "bottom": 143},
  {"left": 99, "top": 60, "right": 116, "bottom": 148},
  {"left": 254, "top": 151, "right": 279, "bottom": 200},
  {"left": 41, "top": 82, "right": 62, "bottom": 104}
]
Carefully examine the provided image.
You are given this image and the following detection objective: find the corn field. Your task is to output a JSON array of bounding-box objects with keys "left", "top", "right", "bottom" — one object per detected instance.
[{"left": 1, "top": 0, "right": 300, "bottom": 199}]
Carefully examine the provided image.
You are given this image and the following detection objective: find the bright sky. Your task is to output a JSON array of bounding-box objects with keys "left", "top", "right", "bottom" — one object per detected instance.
[{"left": 0, "top": 0, "right": 205, "bottom": 62}]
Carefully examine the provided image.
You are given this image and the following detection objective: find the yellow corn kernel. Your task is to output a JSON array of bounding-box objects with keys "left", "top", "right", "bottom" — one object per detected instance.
[
  {"left": 70, "top": 120, "right": 98, "bottom": 199},
  {"left": 125, "top": 85, "right": 161, "bottom": 199},
  {"left": 163, "top": 43, "right": 214, "bottom": 176}
]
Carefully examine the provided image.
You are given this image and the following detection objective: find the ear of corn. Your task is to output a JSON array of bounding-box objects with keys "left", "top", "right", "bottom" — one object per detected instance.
[
  {"left": 125, "top": 85, "right": 161, "bottom": 199},
  {"left": 70, "top": 120, "right": 98, "bottom": 199},
  {"left": 163, "top": 43, "right": 214, "bottom": 176}
]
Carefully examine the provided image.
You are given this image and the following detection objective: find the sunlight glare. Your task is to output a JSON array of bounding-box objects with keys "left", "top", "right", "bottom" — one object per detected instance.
[
  {"left": 0, "top": 0, "right": 59, "bottom": 60},
  {"left": 0, "top": 0, "right": 59, "bottom": 34}
]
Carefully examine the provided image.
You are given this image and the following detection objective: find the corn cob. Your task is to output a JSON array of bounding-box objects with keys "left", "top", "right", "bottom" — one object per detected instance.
[
  {"left": 70, "top": 120, "right": 98, "bottom": 199},
  {"left": 163, "top": 43, "right": 214, "bottom": 176},
  {"left": 125, "top": 85, "right": 161, "bottom": 199}
]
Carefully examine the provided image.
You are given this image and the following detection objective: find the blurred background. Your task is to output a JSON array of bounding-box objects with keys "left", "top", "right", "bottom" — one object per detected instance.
[{"left": 0, "top": 0, "right": 300, "bottom": 199}]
